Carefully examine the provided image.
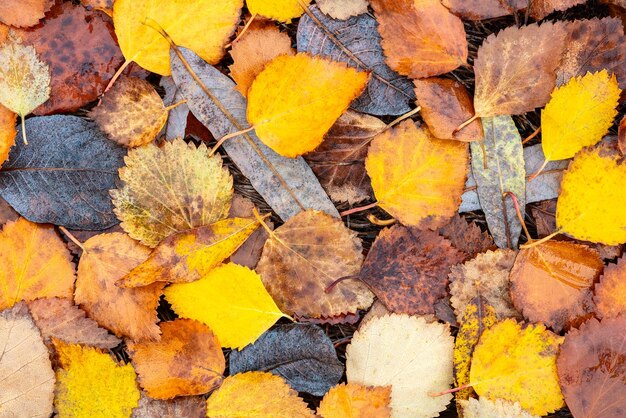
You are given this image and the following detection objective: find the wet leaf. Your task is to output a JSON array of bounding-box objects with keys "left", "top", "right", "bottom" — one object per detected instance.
[
  {"left": 317, "top": 383, "right": 392, "bottom": 418},
  {"left": 316, "top": 0, "right": 369, "bottom": 19},
  {"left": 438, "top": 214, "right": 495, "bottom": 261},
  {"left": 0, "top": 0, "right": 53, "bottom": 28},
  {"left": 247, "top": 0, "right": 310, "bottom": 22},
  {"left": 459, "top": 398, "right": 539, "bottom": 418},
  {"left": 132, "top": 395, "right": 206, "bottom": 418},
  {"left": 593, "top": 254, "right": 626, "bottom": 318}
]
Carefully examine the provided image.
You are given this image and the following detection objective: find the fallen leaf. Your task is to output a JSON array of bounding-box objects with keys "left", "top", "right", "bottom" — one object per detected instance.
[
  {"left": 442, "top": 0, "right": 526, "bottom": 20},
  {"left": 366, "top": 120, "right": 468, "bottom": 228},
  {"left": 230, "top": 324, "right": 343, "bottom": 396},
  {"left": 593, "top": 254, "right": 626, "bottom": 318},
  {"left": 317, "top": 383, "right": 392, "bottom": 418},
  {"left": 229, "top": 21, "right": 294, "bottom": 96},
  {"left": 90, "top": 77, "right": 169, "bottom": 148},
  {"left": 28, "top": 297, "right": 121, "bottom": 349},
  {"left": 75, "top": 233, "right": 164, "bottom": 341},
  {"left": 619, "top": 115, "right": 626, "bottom": 155},
  {"left": 470, "top": 319, "right": 564, "bottom": 415},
  {"left": 359, "top": 225, "right": 464, "bottom": 315},
  {"left": 54, "top": 341, "right": 140, "bottom": 417},
  {"left": 0, "top": 115, "right": 126, "bottom": 229},
  {"left": 0, "top": 218, "right": 74, "bottom": 310},
  {"left": 256, "top": 210, "right": 373, "bottom": 319},
  {"left": 247, "top": 53, "right": 368, "bottom": 157},
  {"left": 246, "top": 0, "right": 311, "bottom": 22},
  {"left": 228, "top": 195, "right": 272, "bottom": 268},
  {"left": 0, "top": 196, "right": 18, "bottom": 225},
  {"left": 528, "top": 0, "right": 587, "bottom": 19},
  {"left": 132, "top": 395, "right": 206, "bottom": 418},
  {"left": 370, "top": 0, "right": 468, "bottom": 78},
  {"left": 113, "top": 0, "right": 242, "bottom": 75},
  {"left": 170, "top": 47, "right": 339, "bottom": 220},
  {"left": 317, "top": 0, "right": 369, "bottom": 19},
  {"left": 0, "top": 105, "right": 16, "bottom": 165},
  {"left": 510, "top": 241, "right": 602, "bottom": 332},
  {"left": 346, "top": 314, "right": 454, "bottom": 418},
  {"left": 438, "top": 214, "right": 495, "bottom": 261},
  {"left": 449, "top": 249, "right": 520, "bottom": 322},
  {"left": 459, "top": 398, "right": 539, "bottom": 418},
  {"left": 413, "top": 78, "right": 483, "bottom": 142},
  {"left": 111, "top": 138, "right": 233, "bottom": 248},
  {"left": 557, "top": 316, "right": 626, "bottom": 418},
  {"left": 159, "top": 76, "right": 189, "bottom": 141},
  {"left": 0, "top": 303, "right": 55, "bottom": 418},
  {"left": 80, "top": 0, "right": 114, "bottom": 15},
  {"left": 297, "top": 5, "right": 416, "bottom": 116},
  {"left": 304, "top": 110, "right": 385, "bottom": 204},
  {"left": 473, "top": 23, "right": 566, "bottom": 117},
  {"left": 0, "top": 0, "right": 53, "bottom": 27},
  {"left": 65, "top": 225, "right": 124, "bottom": 256},
  {"left": 470, "top": 116, "right": 525, "bottom": 248}
]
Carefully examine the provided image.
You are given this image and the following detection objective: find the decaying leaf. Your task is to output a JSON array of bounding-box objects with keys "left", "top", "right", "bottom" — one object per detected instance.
[
  {"left": 470, "top": 319, "right": 564, "bottom": 415},
  {"left": 132, "top": 395, "right": 206, "bottom": 418},
  {"left": 510, "top": 241, "right": 602, "bottom": 332},
  {"left": 230, "top": 324, "right": 343, "bottom": 396},
  {"left": 80, "top": 0, "right": 114, "bottom": 15},
  {"left": 0, "top": 304, "right": 55, "bottom": 418},
  {"left": 247, "top": 0, "right": 310, "bottom": 22},
  {"left": 370, "top": 0, "right": 467, "bottom": 78},
  {"left": 619, "top": 115, "right": 626, "bottom": 156},
  {"left": 0, "top": 105, "right": 16, "bottom": 165},
  {"left": 359, "top": 225, "right": 464, "bottom": 315},
  {"left": 75, "top": 233, "right": 164, "bottom": 341},
  {"left": 0, "top": 0, "right": 53, "bottom": 28},
  {"left": 228, "top": 195, "right": 272, "bottom": 268},
  {"left": 594, "top": 254, "right": 626, "bottom": 318},
  {"left": 317, "top": 0, "right": 369, "bottom": 19},
  {"left": 159, "top": 76, "right": 189, "bottom": 141},
  {"left": 528, "top": 0, "right": 587, "bottom": 19},
  {"left": 0, "top": 196, "right": 18, "bottom": 225},
  {"left": 442, "top": 0, "right": 526, "bottom": 20},
  {"left": 459, "top": 398, "right": 539, "bottom": 418},
  {"left": 366, "top": 120, "right": 468, "bottom": 228},
  {"left": 0, "top": 218, "right": 75, "bottom": 310},
  {"left": 438, "top": 214, "right": 495, "bottom": 261},
  {"left": 317, "top": 383, "right": 392, "bottom": 418},
  {"left": 346, "top": 314, "right": 454, "bottom": 418},
  {"left": 111, "top": 138, "right": 233, "bottom": 248},
  {"left": 256, "top": 210, "right": 373, "bottom": 319}
]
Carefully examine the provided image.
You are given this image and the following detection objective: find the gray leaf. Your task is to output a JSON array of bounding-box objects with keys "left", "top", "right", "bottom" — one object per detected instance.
[
  {"left": 170, "top": 47, "right": 338, "bottom": 221},
  {"left": 229, "top": 324, "right": 343, "bottom": 396},
  {"left": 160, "top": 76, "right": 189, "bottom": 141},
  {"left": 297, "top": 5, "right": 415, "bottom": 116},
  {"left": 0, "top": 115, "right": 125, "bottom": 229}
]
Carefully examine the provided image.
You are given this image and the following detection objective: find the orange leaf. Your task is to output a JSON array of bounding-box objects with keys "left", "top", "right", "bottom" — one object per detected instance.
[
  {"left": 0, "top": 104, "right": 16, "bottom": 165},
  {"left": 317, "top": 383, "right": 391, "bottom": 418},
  {"left": 0, "top": 0, "right": 53, "bottom": 28},
  {"left": 594, "top": 254, "right": 626, "bottom": 319}
]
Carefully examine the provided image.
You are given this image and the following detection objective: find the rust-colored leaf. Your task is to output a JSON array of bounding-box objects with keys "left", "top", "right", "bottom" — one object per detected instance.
[
  {"left": 0, "top": 196, "right": 18, "bottom": 225},
  {"left": 132, "top": 395, "right": 206, "bottom": 418},
  {"left": 442, "top": 0, "right": 526, "bottom": 20},
  {"left": 228, "top": 195, "right": 272, "bottom": 269},
  {"left": 528, "top": 0, "right": 587, "bottom": 19},
  {"left": 594, "top": 254, "right": 626, "bottom": 319},
  {"left": 438, "top": 214, "right": 495, "bottom": 262},
  {"left": 80, "top": 0, "right": 113, "bottom": 15},
  {"left": 619, "top": 115, "right": 626, "bottom": 155},
  {"left": 0, "top": 105, "right": 16, "bottom": 167},
  {"left": 0, "top": 0, "right": 53, "bottom": 28}
]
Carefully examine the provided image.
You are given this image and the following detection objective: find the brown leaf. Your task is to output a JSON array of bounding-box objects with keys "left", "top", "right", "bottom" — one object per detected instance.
[
  {"left": 557, "top": 316, "right": 626, "bottom": 418},
  {"left": 27, "top": 297, "right": 121, "bottom": 349},
  {"left": 0, "top": 196, "right": 18, "bottom": 225},
  {"left": 438, "top": 214, "right": 495, "bottom": 261},
  {"left": 304, "top": 110, "right": 385, "bottom": 204},
  {"left": 441, "top": 0, "right": 526, "bottom": 20},
  {"left": 359, "top": 225, "right": 464, "bottom": 315},
  {"left": 0, "top": 0, "right": 53, "bottom": 28},
  {"left": 474, "top": 22, "right": 567, "bottom": 117},
  {"left": 228, "top": 194, "right": 272, "bottom": 268},
  {"left": 528, "top": 0, "right": 587, "bottom": 19},
  {"left": 64, "top": 225, "right": 123, "bottom": 255},
  {"left": 594, "top": 254, "right": 626, "bottom": 319},
  {"left": 132, "top": 395, "right": 206, "bottom": 418},
  {"left": 80, "top": 0, "right": 113, "bottom": 15},
  {"left": 370, "top": 0, "right": 468, "bottom": 78},
  {"left": 619, "top": 115, "right": 626, "bottom": 156},
  {"left": 414, "top": 78, "right": 483, "bottom": 142},
  {"left": 510, "top": 241, "right": 602, "bottom": 332}
]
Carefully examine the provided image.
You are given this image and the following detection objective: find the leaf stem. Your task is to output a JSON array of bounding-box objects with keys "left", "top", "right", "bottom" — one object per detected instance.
[
  {"left": 367, "top": 214, "right": 396, "bottom": 226},
  {"left": 252, "top": 208, "right": 274, "bottom": 236},
  {"left": 522, "top": 126, "right": 541, "bottom": 144},
  {"left": 325, "top": 275, "right": 360, "bottom": 293},
  {"left": 163, "top": 99, "right": 188, "bottom": 112},
  {"left": 103, "top": 58, "right": 132, "bottom": 96},
  {"left": 453, "top": 114, "right": 479, "bottom": 135},
  {"left": 528, "top": 158, "right": 549, "bottom": 182},
  {"left": 502, "top": 191, "right": 532, "bottom": 243},
  {"left": 59, "top": 226, "right": 85, "bottom": 252},
  {"left": 210, "top": 126, "right": 255, "bottom": 156},
  {"left": 340, "top": 202, "right": 378, "bottom": 217},
  {"left": 386, "top": 106, "right": 421, "bottom": 130},
  {"left": 519, "top": 228, "right": 563, "bottom": 249},
  {"left": 429, "top": 384, "right": 472, "bottom": 397},
  {"left": 225, "top": 13, "right": 257, "bottom": 48},
  {"left": 20, "top": 115, "right": 27, "bottom": 145}
]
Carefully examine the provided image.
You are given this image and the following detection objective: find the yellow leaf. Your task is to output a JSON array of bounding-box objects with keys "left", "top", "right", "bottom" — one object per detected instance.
[
  {"left": 206, "top": 371, "right": 314, "bottom": 417},
  {"left": 164, "top": 263, "right": 285, "bottom": 349},
  {"left": 118, "top": 217, "right": 261, "bottom": 287},
  {"left": 113, "top": 0, "right": 243, "bottom": 75},
  {"left": 54, "top": 341, "right": 140, "bottom": 418},
  {"left": 111, "top": 138, "right": 233, "bottom": 248},
  {"left": 365, "top": 120, "right": 468, "bottom": 228},
  {"left": 317, "top": 383, "right": 391, "bottom": 418},
  {"left": 247, "top": 53, "right": 369, "bottom": 157},
  {"left": 0, "top": 218, "right": 75, "bottom": 310},
  {"left": 246, "top": 0, "right": 311, "bottom": 22},
  {"left": 469, "top": 319, "right": 564, "bottom": 415},
  {"left": 541, "top": 70, "right": 620, "bottom": 161},
  {"left": 556, "top": 146, "right": 626, "bottom": 244}
]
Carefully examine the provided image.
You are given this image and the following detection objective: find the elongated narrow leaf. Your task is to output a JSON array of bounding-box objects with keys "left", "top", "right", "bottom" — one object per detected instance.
[
  {"left": 170, "top": 47, "right": 338, "bottom": 221},
  {"left": 470, "top": 116, "right": 525, "bottom": 248},
  {"left": 0, "top": 115, "right": 126, "bottom": 229}
]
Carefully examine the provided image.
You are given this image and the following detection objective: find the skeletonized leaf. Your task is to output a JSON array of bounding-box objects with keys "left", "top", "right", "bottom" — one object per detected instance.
[
  {"left": 0, "top": 0, "right": 53, "bottom": 27},
  {"left": 594, "top": 254, "right": 626, "bottom": 318},
  {"left": 317, "top": 383, "right": 391, "bottom": 418},
  {"left": 316, "top": 0, "right": 369, "bottom": 19}
]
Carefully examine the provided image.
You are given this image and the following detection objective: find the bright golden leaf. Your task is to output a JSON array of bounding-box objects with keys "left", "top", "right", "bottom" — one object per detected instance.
[
  {"left": 542, "top": 70, "right": 620, "bottom": 161},
  {"left": 54, "top": 341, "right": 140, "bottom": 418},
  {"left": 0, "top": 218, "right": 75, "bottom": 310},
  {"left": 365, "top": 120, "right": 468, "bottom": 228},
  {"left": 111, "top": 138, "right": 233, "bottom": 248},
  {"left": 165, "top": 263, "right": 286, "bottom": 349},
  {"left": 317, "top": 383, "right": 391, "bottom": 418},
  {"left": 470, "top": 319, "right": 564, "bottom": 415},
  {"left": 247, "top": 53, "right": 369, "bottom": 157},
  {"left": 246, "top": 0, "right": 311, "bottom": 22},
  {"left": 556, "top": 146, "right": 626, "bottom": 244},
  {"left": 0, "top": 104, "right": 16, "bottom": 165},
  {"left": 113, "top": 0, "right": 242, "bottom": 75}
]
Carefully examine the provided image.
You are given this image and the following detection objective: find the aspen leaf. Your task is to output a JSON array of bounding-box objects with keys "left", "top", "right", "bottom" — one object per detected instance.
[
  {"left": 111, "top": 138, "right": 233, "bottom": 248},
  {"left": 365, "top": 120, "right": 468, "bottom": 229},
  {"left": 127, "top": 319, "right": 225, "bottom": 399},
  {"left": 346, "top": 314, "right": 454, "bottom": 418},
  {"left": 528, "top": 0, "right": 587, "bottom": 19},
  {"left": 75, "top": 233, "right": 164, "bottom": 341},
  {"left": 256, "top": 210, "right": 373, "bottom": 319},
  {"left": 0, "top": 218, "right": 75, "bottom": 311},
  {"left": 228, "top": 195, "right": 272, "bottom": 268},
  {"left": 459, "top": 398, "right": 539, "bottom": 418},
  {"left": 247, "top": 0, "right": 311, "bottom": 22},
  {"left": 593, "top": 254, "right": 626, "bottom": 318},
  {"left": 0, "top": 0, "right": 53, "bottom": 28},
  {"left": 132, "top": 395, "right": 206, "bottom": 418},
  {"left": 541, "top": 71, "right": 621, "bottom": 161},
  {"left": 90, "top": 77, "right": 169, "bottom": 148},
  {"left": 556, "top": 146, "right": 626, "bottom": 244},
  {"left": 438, "top": 214, "right": 495, "bottom": 262},
  {"left": 113, "top": 0, "right": 242, "bottom": 75},
  {"left": 0, "top": 104, "right": 16, "bottom": 165},
  {"left": 54, "top": 341, "right": 140, "bottom": 418},
  {"left": 247, "top": 53, "right": 368, "bottom": 157},
  {"left": 316, "top": 0, "right": 369, "bottom": 19},
  {"left": 619, "top": 115, "right": 626, "bottom": 156},
  {"left": 165, "top": 263, "right": 286, "bottom": 349},
  {"left": 206, "top": 371, "right": 314, "bottom": 417},
  {"left": 317, "top": 383, "right": 392, "bottom": 418},
  {"left": 442, "top": 0, "right": 526, "bottom": 20},
  {"left": 470, "top": 319, "right": 564, "bottom": 415}
]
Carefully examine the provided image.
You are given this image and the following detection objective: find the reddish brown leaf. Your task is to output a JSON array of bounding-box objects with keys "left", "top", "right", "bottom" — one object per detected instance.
[
  {"left": 228, "top": 194, "right": 272, "bottom": 269},
  {"left": 438, "top": 214, "right": 495, "bottom": 261},
  {"left": 80, "top": 0, "right": 113, "bottom": 16},
  {"left": 359, "top": 225, "right": 464, "bottom": 315},
  {"left": 594, "top": 254, "right": 626, "bottom": 319},
  {"left": 0, "top": 196, "right": 18, "bottom": 226},
  {"left": 528, "top": 0, "right": 587, "bottom": 19},
  {"left": 441, "top": 0, "right": 526, "bottom": 20},
  {"left": 0, "top": 0, "right": 53, "bottom": 28},
  {"left": 132, "top": 395, "right": 206, "bottom": 418},
  {"left": 618, "top": 115, "right": 626, "bottom": 156}
]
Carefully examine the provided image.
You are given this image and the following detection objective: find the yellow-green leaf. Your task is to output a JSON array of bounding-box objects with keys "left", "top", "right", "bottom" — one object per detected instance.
[{"left": 246, "top": 0, "right": 311, "bottom": 23}]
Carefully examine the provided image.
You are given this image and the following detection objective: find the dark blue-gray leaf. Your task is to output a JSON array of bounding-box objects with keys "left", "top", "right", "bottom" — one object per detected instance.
[
  {"left": 297, "top": 5, "right": 415, "bottom": 116},
  {"left": 0, "top": 115, "right": 125, "bottom": 229},
  {"left": 229, "top": 324, "right": 343, "bottom": 396}
]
